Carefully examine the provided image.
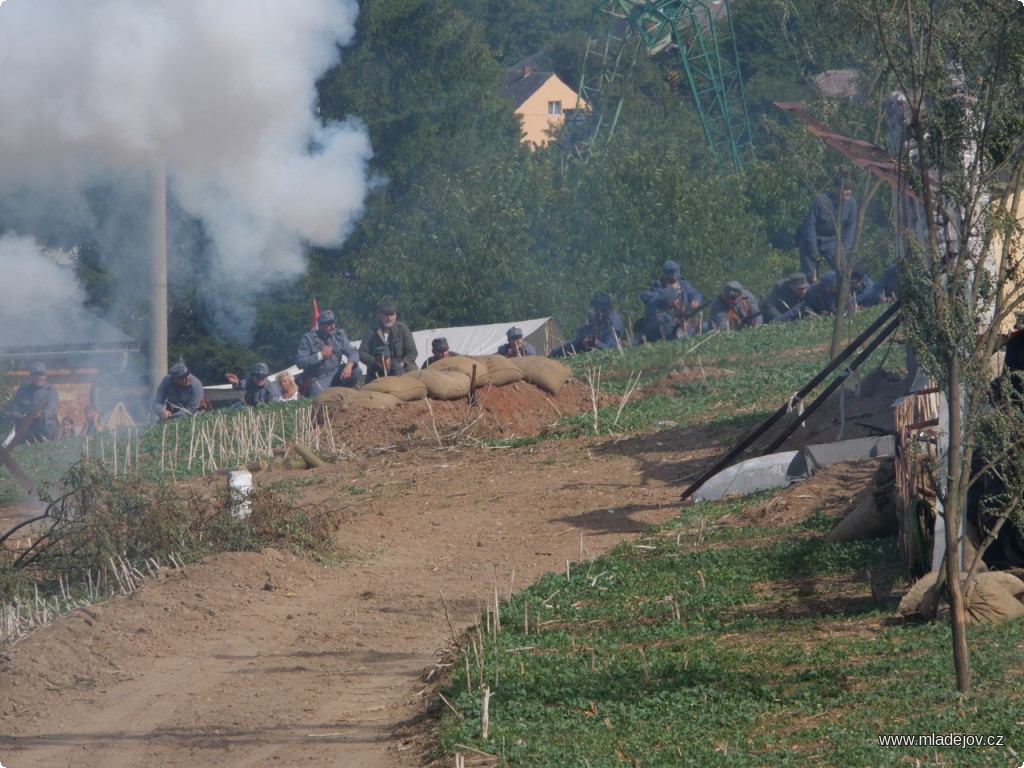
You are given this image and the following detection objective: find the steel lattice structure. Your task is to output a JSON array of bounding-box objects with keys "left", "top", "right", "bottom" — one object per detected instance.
[{"left": 565, "top": 0, "right": 752, "bottom": 170}]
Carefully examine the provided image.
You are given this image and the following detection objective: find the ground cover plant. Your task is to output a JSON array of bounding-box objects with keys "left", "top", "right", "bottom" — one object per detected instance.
[{"left": 434, "top": 494, "right": 1024, "bottom": 766}]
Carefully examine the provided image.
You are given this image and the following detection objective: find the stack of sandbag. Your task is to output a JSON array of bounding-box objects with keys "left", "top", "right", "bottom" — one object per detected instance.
[
  {"left": 310, "top": 354, "right": 575, "bottom": 421},
  {"left": 898, "top": 570, "right": 1024, "bottom": 624}
]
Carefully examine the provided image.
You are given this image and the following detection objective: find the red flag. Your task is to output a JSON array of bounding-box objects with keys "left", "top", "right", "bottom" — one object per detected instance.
[{"left": 311, "top": 297, "right": 320, "bottom": 331}]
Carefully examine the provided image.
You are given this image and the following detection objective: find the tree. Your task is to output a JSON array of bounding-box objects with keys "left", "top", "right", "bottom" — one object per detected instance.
[{"left": 852, "top": 0, "right": 1024, "bottom": 693}]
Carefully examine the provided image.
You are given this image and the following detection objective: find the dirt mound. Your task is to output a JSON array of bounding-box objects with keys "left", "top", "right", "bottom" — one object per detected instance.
[{"left": 327, "top": 378, "right": 603, "bottom": 452}]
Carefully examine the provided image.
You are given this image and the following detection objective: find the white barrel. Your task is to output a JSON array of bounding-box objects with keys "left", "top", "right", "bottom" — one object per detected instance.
[{"left": 227, "top": 470, "right": 253, "bottom": 519}]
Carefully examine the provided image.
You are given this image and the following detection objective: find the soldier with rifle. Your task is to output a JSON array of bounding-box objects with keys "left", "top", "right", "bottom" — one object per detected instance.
[
  {"left": 152, "top": 362, "right": 205, "bottom": 421},
  {"left": 706, "top": 281, "right": 763, "bottom": 332},
  {"left": 497, "top": 327, "right": 536, "bottom": 357},
  {"left": 637, "top": 260, "right": 703, "bottom": 340},
  {"left": 763, "top": 272, "right": 810, "bottom": 323},
  {"left": 550, "top": 291, "right": 626, "bottom": 357},
  {"left": 5, "top": 362, "right": 59, "bottom": 446}
]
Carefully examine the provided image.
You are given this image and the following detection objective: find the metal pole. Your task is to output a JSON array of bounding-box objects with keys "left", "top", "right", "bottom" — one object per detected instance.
[{"left": 150, "top": 161, "right": 168, "bottom": 393}]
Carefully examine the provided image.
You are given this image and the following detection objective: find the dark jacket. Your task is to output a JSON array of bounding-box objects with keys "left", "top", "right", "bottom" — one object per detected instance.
[
  {"left": 359, "top": 321, "right": 417, "bottom": 372},
  {"left": 8, "top": 381, "right": 59, "bottom": 443},
  {"left": 802, "top": 192, "right": 858, "bottom": 264},
  {"left": 763, "top": 281, "right": 807, "bottom": 322},
  {"left": 550, "top": 309, "right": 626, "bottom": 357}
]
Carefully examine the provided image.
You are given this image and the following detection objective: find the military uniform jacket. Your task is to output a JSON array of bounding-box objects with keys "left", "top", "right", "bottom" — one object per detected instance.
[
  {"left": 708, "top": 291, "right": 762, "bottom": 331},
  {"left": 497, "top": 341, "right": 537, "bottom": 357},
  {"left": 640, "top": 278, "right": 702, "bottom": 313},
  {"left": 8, "top": 382, "right": 59, "bottom": 436},
  {"left": 764, "top": 281, "right": 805, "bottom": 322},
  {"left": 802, "top": 193, "right": 857, "bottom": 260},
  {"left": 297, "top": 328, "right": 360, "bottom": 392},
  {"left": 235, "top": 377, "right": 283, "bottom": 406},
  {"left": 359, "top": 321, "right": 417, "bottom": 371},
  {"left": 153, "top": 374, "right": 205, "bottom": 417}
]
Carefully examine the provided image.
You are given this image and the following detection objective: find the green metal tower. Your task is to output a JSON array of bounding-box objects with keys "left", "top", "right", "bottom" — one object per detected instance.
[{"left": 564, "top": 0, "right": 752, "bottom": 170}]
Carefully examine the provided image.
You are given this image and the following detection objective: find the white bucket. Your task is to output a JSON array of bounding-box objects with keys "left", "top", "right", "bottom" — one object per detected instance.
[{"left": 227, "top": 470, "right": 253, "bottom": 520}]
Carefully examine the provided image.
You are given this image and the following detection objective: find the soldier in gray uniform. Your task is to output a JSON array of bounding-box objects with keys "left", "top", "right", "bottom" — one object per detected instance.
[
  {"left": 497, "top": 327, "right": 536, "bottom": 357},
  {"left": 225, "top": 362, "right": 282, "bottom": 406},
  {"left": 6, "top": 362, "right": 59, "bottom": 445},
  {"left": 153, "top": 362, "right": 205, "bottom": 421},
  {"left": 296, "top": 310, "right": 360, "bottom": 395}
]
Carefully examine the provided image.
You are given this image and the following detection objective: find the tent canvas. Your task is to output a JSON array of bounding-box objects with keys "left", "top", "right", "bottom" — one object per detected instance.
[{"left": 411, "top": 317, "right": 561, "bottom": 368}]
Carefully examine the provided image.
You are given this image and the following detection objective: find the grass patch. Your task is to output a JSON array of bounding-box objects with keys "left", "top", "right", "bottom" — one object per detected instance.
[{"left": 434, "top": 493, "right": 1023, "bottom": 767}]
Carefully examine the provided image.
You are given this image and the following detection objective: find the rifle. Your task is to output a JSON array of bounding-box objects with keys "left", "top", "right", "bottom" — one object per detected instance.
[
  {"left": 8, "top": 399, "right": 51, "bottom": 447},
  {"left": 674, "top": 299, "right": 709, "bottom": 335}
]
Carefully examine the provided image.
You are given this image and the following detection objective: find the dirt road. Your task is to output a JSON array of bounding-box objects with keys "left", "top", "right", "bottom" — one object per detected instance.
[{"left": 0, "top": 423, "right": 703, "bottom": 767}]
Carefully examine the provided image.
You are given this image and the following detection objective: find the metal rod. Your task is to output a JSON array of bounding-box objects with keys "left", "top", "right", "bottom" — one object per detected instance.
[{"left": 679, "top": 301, "right": 901, "bottom": 502}]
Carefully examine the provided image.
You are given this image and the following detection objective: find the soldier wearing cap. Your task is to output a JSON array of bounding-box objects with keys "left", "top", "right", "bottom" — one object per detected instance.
[
  {"left": 550, "top": 291, "right": 626, "bottom": 357},
  {"left": 497, "top": 326, "right": 537, "bottom": 357},
  {"left": 153, "top": 362, "right": 205, "bottom": 421},
  {"left": 640, "top": 259, "right": 702, "bottom": 320},
  {"left": 224, "top": 362, "right": 282, "bottom": 406},
  {"left": 359, "top": 300, "right": 418, "bottom": 375},
  {"left": 6, "top": 362, "right": 59, "bottom": 445},
  {"left": 775, "top": 271, "right": 856, "bottom": 321},
  {"left": 296, "top": 309, "right": 360, "bottom": 394},
  {"left": 706, "top": 281, "right": 762, "bottom": 331},
  {"left": 763, "top": 272, "right": 810, "bottom": 323},
  {"left": 799, "top": 173, "right": 858, "bottom": 282},
  {"left": 422, "top": 338, "right": 459, "bottom": 368}
]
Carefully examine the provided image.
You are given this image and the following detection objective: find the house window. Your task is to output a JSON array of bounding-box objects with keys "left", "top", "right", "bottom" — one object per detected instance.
[{"left": 548, "top": 101, "right": 562, "bottom": 116}]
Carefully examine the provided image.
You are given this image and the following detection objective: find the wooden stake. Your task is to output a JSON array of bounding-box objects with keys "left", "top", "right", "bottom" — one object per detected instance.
[{"left": 480, "top": 685, "right": 491, "bottom": 739}]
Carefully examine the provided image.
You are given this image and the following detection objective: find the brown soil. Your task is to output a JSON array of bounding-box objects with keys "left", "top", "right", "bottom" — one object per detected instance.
[{"left": 0, "top": 371, "right": 910, "bottom": 768}]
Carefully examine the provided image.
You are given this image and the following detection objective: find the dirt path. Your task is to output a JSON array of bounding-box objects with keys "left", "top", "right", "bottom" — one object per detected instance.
[{"left": 0, "top": 431, "right": 696, "bottom": 768}]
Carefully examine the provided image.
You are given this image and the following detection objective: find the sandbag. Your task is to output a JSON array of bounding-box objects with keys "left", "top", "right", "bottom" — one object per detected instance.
[
  {"left": 362, "top": 374, "right": 428, "bottom": 401},
  {"left": 509, "top": 356, "right": 572, "bottom": 395},
  {"left": 312, "top": 387, "right": 399, "bottom": 422},
  {"left": 416, "top": 369, "right": 472, "bottom": 400},
  {"left": 428, "top": 355, "right": 491, "bottom": 386},
  {"left": 899, "top": 571, "right": 1024, "bottom": 624},
  {"left": 827, "top": 457, "right": 899, "bottom": 542},
  {"left": 480, "top": 355, "right": 525, "bottom": 386}
]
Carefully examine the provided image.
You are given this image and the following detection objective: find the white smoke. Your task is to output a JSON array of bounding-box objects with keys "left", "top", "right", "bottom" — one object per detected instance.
[{"left": 0, "top": 0, "right": 371, "bottom": 342}]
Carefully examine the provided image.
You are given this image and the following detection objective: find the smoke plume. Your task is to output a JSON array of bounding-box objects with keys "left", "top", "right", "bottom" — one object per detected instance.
[{"left": 0, "top": 0, "right": 371, "bottom": 343}]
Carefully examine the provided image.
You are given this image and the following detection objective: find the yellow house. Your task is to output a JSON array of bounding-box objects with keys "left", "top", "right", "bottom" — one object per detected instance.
[{"left": 501, "top": 56, "right": 588, "bottom": 148}]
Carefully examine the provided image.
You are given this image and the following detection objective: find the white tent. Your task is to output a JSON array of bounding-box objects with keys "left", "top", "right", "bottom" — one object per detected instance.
[{"left": 411, "top": 317, "right": 561, "bottom": 368}]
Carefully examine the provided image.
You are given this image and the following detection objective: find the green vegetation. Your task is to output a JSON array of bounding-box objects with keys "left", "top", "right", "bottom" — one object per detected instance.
[{"left": 433, "top": 497, "right": 1023, "bottom": 766}]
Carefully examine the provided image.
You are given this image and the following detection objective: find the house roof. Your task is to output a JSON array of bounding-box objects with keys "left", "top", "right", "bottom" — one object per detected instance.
[
  {"left": 501, "top": 53, "right": 573, "bottom": 108},
  {"left": 501, "top": 68, "right": 557, "bottom": 108},
  {"left": 0, "top": 306, "right": 138, "bottom": 356}
]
